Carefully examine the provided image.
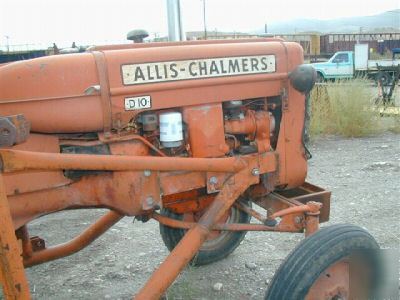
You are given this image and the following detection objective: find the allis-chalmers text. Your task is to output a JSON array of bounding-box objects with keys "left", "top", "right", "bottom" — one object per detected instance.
[{"left": 122, "top": 55, "right": 276, "bottom": 85}]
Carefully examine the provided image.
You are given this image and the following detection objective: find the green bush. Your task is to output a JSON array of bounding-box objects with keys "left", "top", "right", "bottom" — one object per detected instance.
[{"left": 309, "top": 79, "right": 382, "bottom": 137}]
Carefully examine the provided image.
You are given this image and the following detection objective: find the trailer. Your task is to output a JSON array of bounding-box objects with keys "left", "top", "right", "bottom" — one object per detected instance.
[{"left": 319, "top": 33, "right": 400, "bottom": 56}]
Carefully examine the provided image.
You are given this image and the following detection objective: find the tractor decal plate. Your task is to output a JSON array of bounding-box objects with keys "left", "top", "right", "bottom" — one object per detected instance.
[
  {"left": 121, "top": 55, "right": 276, "bottom": 85},
  {"left": 124, "top": 95, "right": 152, "bottom": 110}
]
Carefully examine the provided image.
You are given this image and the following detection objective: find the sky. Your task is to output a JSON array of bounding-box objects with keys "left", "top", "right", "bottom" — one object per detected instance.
[{"left": 1, "top": 0, "right": 399, "bottom": 48}]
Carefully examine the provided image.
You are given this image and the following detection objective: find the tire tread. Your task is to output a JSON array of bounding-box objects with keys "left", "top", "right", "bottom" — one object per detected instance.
[{"left": 265, "top": 224, "right": 380, "bottom": 300}]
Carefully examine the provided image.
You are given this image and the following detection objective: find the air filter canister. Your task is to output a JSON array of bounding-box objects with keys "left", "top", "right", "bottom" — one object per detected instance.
[{"left": 159, "top": 112, "right": 183, "bottom": 148}]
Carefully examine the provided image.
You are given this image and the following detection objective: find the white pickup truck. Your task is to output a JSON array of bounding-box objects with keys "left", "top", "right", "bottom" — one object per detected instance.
[{"left": 312, "top": 44, "right": 400, "bottom": 85}]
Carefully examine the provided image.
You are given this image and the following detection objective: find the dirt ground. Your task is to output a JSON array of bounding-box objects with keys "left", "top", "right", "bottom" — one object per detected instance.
[{"left": 13, "top": 131, "right": 398, "bottom": 300}]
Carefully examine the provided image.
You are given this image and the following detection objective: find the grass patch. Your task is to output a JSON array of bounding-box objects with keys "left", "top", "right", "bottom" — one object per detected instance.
[
  {"left": 387, "top": 117, "right": 400, "bottom": 134},
  {"left": 309, "top": 79, "right": 383, "bottom": 137}
]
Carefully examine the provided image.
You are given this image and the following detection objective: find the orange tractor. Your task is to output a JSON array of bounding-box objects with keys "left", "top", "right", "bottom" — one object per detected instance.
[{"left": 0, "top": 39, "right": 381, "bottom": 299}]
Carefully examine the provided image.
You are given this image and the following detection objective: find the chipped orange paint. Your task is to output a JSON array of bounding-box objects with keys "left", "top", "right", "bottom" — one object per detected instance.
[{"left": 0, "top": 39, "right": 327, "bottom": 299}]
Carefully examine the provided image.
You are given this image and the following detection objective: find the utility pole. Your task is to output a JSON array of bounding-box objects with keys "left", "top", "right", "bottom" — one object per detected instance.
[
  {"left": 202, "top": 0, "right": 207, "bottom": 40},
  {"left": 166, "top": 0, "right": 185, "bottom": 41},
  {"left": 5, "top": 35, "right": 10, "bottom": 53}
]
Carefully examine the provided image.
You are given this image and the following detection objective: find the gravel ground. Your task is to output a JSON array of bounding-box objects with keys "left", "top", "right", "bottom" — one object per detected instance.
[{"left": 11, "top": 132, "right": 400, "bottom": 299}]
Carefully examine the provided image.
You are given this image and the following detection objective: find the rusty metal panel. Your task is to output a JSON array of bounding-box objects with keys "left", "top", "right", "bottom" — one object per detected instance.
[
  {"left": 1, "top": 40, "right": 293, "bottom": 134},
  {"left": 275, "top": 182, "right": 331, "bottom": 222},
  {"left": 3, "top": 134, "right": 71, "bottom": 196},
  {"left": 160, "top": 171, "right": 205, "bottom": 196},
  {"left": 183, "top": 103, "right": 228, "bottom": 158}
]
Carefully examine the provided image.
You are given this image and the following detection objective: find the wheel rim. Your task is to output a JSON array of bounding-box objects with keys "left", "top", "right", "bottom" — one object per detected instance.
[
  {"left": 306, "top": 255, "right": 374, "bottom": 300},
  {"left": 306, "top": 259, "right": 350, "bottom": 300},
  {"left": 182, "top": 207, "right": 240, "bottom": 251}
]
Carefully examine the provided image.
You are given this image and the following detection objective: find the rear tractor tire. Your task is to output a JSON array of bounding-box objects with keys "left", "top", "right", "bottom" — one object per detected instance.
[{"left": 159, "top": 201, "right": 251, "bottom": 266}]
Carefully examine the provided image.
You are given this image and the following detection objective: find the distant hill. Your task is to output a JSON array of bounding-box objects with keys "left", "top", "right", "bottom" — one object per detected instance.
[{"left": 255, "top": 10, "right": 400, "bottom": 34}]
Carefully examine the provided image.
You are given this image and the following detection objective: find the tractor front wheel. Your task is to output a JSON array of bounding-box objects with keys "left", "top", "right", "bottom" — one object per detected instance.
[{"left": 265, "top": 224, "right": 381, "bottom": 300}]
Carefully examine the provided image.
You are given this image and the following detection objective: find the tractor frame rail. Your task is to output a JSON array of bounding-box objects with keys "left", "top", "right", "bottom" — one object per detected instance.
[{"left": 0, "top": 147, "right": 329, "bottom": 299}]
